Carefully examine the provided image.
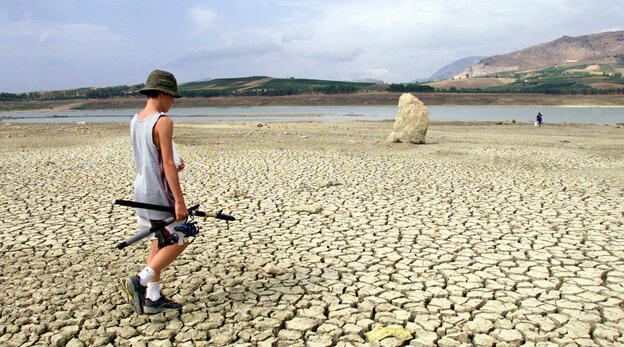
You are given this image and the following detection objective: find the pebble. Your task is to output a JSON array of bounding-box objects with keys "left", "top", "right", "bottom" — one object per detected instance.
[
  {"left": 263, "top": 263, "right": 286, "bottom": 275},
  {"left": 291, "top": 203, "right": 322, "bottom": 213}
]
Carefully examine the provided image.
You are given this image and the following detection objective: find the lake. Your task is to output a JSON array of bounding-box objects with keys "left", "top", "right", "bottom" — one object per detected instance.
[{"left": 1, "top": 106, "right": 623, "bottom": 124}]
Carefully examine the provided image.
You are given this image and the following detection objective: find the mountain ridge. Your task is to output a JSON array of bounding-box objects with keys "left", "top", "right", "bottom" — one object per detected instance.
[
  {"left": 459, "top": 30, "right": 624, "bottom": 78},
  {"left": 429, "top": 56, "right": 487, "bottom": 81}
]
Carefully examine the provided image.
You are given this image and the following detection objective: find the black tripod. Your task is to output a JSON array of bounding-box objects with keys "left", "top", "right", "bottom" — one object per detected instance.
[{"left": 113, "top": 199, "right": 235, "bottom": 249}]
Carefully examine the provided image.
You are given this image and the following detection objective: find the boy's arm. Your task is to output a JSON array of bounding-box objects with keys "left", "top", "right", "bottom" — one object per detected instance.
[{"left": 154, "top": 116, "right": 188, "bottom": 221}]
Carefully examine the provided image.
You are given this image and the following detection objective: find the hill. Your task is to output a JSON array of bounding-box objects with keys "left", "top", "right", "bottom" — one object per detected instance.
[
  {"left": 426, "top": 63, "right": 624, "bottom": 93},
  {"left": 353, "top": 78, "right": 385, "bottom": 84},
  {"left": 0, "top": 76, "right": 382, "bottom": 104},
  {"left": 487, "top": 63, "right": 624, "bottom": 93},
  {"left": 460, "top": 30, "right": 624, "bottom": 78},
  {"left": 429, "top": 56, "right": 487, "bottom": 81},
  {"left": 178, "top": 76, "right": 380, "bottom": 97},
  {"left": 425, "top": 77, "right": 516, "bottom": 90}
]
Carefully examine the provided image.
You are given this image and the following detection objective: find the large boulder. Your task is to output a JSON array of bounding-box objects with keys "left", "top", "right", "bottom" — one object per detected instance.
[{"left": 386, "top": 93, "right": 429, "bottom": 144}]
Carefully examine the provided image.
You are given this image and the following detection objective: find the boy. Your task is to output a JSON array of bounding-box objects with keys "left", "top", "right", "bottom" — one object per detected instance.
[{"left": 120, "top": 69, "right": 189, "bottom": 314}]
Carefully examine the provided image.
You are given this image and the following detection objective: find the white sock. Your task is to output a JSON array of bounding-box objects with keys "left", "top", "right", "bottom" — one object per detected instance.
[
  {"left": 146, "top": 282, "right": 161, "bottom": 301},
  {"left": 137, "top": 266, "right": 156, "bottom": 286}
]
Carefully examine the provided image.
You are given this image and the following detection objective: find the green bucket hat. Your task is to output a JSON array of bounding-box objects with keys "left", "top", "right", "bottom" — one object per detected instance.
[{"left": 139, "top": 69, "right": 182, "bottom": 98}]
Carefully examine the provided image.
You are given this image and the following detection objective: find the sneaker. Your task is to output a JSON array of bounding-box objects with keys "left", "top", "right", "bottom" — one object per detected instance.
[
  {"left": 144, "top": 295, "right": 182, "bottom": 314},
  {"left": 120, "top": 275, "right": 146, "bottom": 315}
]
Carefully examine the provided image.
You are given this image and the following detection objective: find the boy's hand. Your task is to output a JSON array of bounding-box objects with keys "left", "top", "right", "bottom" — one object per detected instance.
[{"left": 175, "top": 201, "right": 188, "bottom": 221}]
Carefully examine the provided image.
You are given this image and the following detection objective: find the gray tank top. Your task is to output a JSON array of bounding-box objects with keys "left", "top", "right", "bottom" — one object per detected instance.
[{"left": 130, "top": 112, "right": 177, "bottom": 220}]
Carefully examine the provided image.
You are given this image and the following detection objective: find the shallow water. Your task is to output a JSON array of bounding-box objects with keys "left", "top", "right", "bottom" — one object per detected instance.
[{"left": 1, "top": 105, "right": 623, "bottom": 124}]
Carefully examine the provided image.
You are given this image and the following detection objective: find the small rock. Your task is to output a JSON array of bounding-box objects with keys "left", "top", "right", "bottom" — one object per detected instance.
[
  {"left": 116, "top": 326, "right": 138, "bottom": 339},
  {"left": 210, "top": 329, "right": 235, "bottom": 345},
  {"left": 50, "top": 333, "right": 70, "bottom": 347},
  {"left": 291, "top": 204, "right": 322, "bottom": 214},
  {"left": 463, "top": 317, "right": 494, "bottom": 334},
  {"left": 263, "top": 263, "right": 286, "bottom": 275},
  {"left": 492, "top": 328, "right": 523, "bottom": 343},
  {"left": 286, "top": 317, "right": 318, "bottom": 331},
  {"left": 472, "top": 334, "right": 496, "bottom": 346},
  {"left": 66, "top": 338, "right": 84, "bottom": 347},
  {"left": 278, "top": 328, "right": 303, "bottom": 340},
  {"left": 149, "top": 340, "right": 172, "bottom": 347},
  {"left": 257, "top": 338, "right": 277, "bottom": 347},
  {"left": 175, "top": 330, "right": 194, "bottom": 342},
  {"left": 318, "top": 180, "right": 341, "bottom": 188}
]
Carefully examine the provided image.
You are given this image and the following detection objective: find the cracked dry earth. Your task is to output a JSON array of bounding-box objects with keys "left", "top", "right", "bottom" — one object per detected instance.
[{"left": 1, "top": 121, "right": 623, "bottom": 346}]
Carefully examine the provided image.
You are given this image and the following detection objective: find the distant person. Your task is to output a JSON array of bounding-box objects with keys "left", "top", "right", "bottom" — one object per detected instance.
[
  {"left": 120, "top": 69, "right": 189, "bottom": 315},
  {"left": 536, "top": 112, "right": 543, "bottom": 127}
]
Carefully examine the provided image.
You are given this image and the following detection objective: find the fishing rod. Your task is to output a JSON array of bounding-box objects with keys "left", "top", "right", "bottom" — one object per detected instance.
[{"left": 113, "top": 199, "right": 235, "bottom": 250}]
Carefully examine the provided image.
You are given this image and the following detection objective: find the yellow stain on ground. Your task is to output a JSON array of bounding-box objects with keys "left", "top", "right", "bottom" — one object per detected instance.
[{"left": 364, "top": 325, "right": 413, "bottom": 342}]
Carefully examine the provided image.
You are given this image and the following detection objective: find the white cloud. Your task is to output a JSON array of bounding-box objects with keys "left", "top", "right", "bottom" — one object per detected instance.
[
  {"left": 0, "top": 20, "right": 122, "bottom": 46},
  {"left": 299, "top": 48, "right": 364, "bottom": 63},
  {"left": 359, "top": 68, "right": 390, "bottom": 80},
  {"left": 189, "top": 7, "right": 217, "bottom": 32},
  {"left": 600, "top": 26, "right": 624, "bottom": 33},
  {"left": 169, "top": 43, "right": 282, "bottom": 67},
  {"left": 38, "top": 23, "right": 123, "bottom": 45},
  {"left": 281, "top": 32, "right": 312, "bottom": 43}
]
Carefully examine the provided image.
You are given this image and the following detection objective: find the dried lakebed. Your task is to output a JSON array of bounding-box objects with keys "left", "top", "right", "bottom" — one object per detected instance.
[{"left": 0, "top": 121, "right": 623, "bottom": 346}]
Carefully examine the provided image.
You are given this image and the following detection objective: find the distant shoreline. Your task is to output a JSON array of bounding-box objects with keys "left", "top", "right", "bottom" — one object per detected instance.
[
  {"left": 0, "top": 113, "right": 324, "bottom": 119},
  {"left": 3, "top": 104, "right": 624, "bottom": 116},
  {"left": 1, "top": 92, "right": 624, "bottom": 112}
]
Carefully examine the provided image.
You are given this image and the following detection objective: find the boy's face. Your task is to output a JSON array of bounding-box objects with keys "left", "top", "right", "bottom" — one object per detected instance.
[{"left": 160, "top": 93, "right": 175, "bottom": 112}]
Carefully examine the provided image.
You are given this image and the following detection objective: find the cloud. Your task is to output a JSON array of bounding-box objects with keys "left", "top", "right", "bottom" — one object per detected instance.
[
  {"left": 169, "top": 43, "right": 282, "bottom": 67},
  {"left": 359, "top": 67, "right": 390, "bottom": 79},
  {"left": 300, "top": 48, "right": 364, "bottom": 63},
  {"left": 189, "top": 7, "right": 217, "bottom": 31},
  {"left": 281, "top": 32, "right": 312, "bottom": 43},
  {"left": 38, "top": 23, "right": 123, "bottom": 45},
  {"left": 0, "top": 20, "right": 123, "bottom": 47},
  {"left": 600, "top": 26, "right": 624, "bottom": 33}
]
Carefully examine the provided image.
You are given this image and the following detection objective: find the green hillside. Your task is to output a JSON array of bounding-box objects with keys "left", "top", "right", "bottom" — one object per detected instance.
[
  {"left": 0, "top": 76, "right": 383, "bottom": 103},
  {"left": 488, "top": 64, "right": 624, "bottom": 93},
  {"left": 178, "top": 76, "right": 271, "bottom": 91},
  {"left": 178, "top": 76, "right": 380, "bottom": 97},
  {"left": 430, "top": 64, "right": 624, "bottom": 94}
]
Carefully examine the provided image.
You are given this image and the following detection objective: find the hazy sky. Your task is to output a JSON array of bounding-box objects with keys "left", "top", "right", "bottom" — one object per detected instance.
[{"left": 1, "top": 0, "right": 623, "bottom": 92}]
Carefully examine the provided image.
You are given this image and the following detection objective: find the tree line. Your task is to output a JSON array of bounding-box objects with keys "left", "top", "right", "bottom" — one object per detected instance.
[
  {"left": 2, "top": 81, "right": 623, "bottom": 102},
  {"left": 0, "top": 84, "right": 145, "bottom": 101}
]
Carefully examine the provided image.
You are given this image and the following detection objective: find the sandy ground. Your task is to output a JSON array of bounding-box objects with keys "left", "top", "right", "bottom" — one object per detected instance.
[{"left": 0, "top": 120, "right": 623, "bottom": 346}]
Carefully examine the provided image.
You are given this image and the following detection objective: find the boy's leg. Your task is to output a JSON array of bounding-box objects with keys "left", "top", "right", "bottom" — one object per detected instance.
[
  {"left": 122, "top": 237, "right": 188, "bottom": 315},
  {"left": 147, "top": 240, "right": 189, "bottom": 281},
  {"left": 120, "top": 218, "right": 154, "bottom": 315},
  {"left": 143, "top": 240, "right": 189, "bottom": 313}
]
